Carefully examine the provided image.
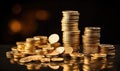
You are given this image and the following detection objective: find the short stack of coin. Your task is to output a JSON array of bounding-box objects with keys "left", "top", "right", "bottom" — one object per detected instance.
[
  {"left": 16, "top": 41, "right": 25, "bottom": 52},
  {"left": 33, "top": 36, "right": 48, "bottom": 47},
  {"left": 98, "top": 44, "right": 115, "bottom": 69},
  {"left": 82, "top": 27, "right": 101, "bottom": 55},
  {"left": 61, "top": 10, "right": 80, "bottom": 52},
  {"left": 99, "top": 44, "right": 115, "bottom": 55},
  {"left": 24, "top": 38, "right": 36, "bottom": 54}
]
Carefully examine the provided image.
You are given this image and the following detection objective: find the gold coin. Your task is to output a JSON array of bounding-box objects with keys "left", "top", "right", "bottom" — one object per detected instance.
[
  {"left": 64, "top": 47, "right": 73, "bottom": 54},
  {"left": 48, "top": 34, "right": 59, "bottom": 44}
]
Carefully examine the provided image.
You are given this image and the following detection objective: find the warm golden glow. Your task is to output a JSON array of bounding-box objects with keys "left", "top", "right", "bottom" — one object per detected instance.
[
  {"left": 8, "top": 19, "right": 22, "bottom": 33},
  {"left": 20, "top": 23, "right": 37, "bottom": 36},
  {"left": 12, "top": 4, "right": 22, "bottom": 14},
  {"left": 35, "top": 10, "right": 50, "bottom": 21},
  {"left": 18, "top": 10, "right": 38, "bottom": 35}
]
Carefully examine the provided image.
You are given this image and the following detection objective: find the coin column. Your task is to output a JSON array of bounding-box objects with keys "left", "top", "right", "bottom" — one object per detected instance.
[
  {"left": 82, "top": 27, "right": 101, "bottom": 55},
  {"left": 61, "top": 11, "right": 80, "bottom": 52},
  {"left": 24, "top": 38, "right": 35, "bottom": 54}
]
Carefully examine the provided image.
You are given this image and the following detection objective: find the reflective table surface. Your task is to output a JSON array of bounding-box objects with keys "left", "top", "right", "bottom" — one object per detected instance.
[{"left": 0, "top": 45, "right": 120, "bottom": 71}]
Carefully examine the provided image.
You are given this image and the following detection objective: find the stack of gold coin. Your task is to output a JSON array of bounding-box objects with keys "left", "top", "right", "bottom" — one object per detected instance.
[
  {"left": 61, "top": 10, "right": 80, "bottom": 52},
  {"left": 16, "top": 41, "right": 25, "bottom": 52},
  {"left": 82, "top": 27, "right": 101, "bottom": 55},
  {"left": 61, "top": 11, "right": 80, "bottom": 31},
  {"left": 24, "top": 38, "right": 35, "bottom": 54},
  {"left": 99, "top": 44, "right": 115, "bottom": 55},
  {"left": 33, "top": 36, "right": 48, "bottom": 47},
  {"left": 97, "top": 50, "right": 115, "bottom": 69}
]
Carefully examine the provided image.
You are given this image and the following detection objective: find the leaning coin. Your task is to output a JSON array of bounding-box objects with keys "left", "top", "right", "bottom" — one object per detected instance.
[{"left": 48, "top": 34, "right": 59, "bottom": 44}]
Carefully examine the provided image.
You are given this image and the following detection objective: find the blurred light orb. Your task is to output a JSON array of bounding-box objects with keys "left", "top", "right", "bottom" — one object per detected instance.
[
  {"left": 35, "top": 10, "right": 50, "bottom": 21},
  {"left": 8, "top": 19, "right": 22, "bottom": 33},
  {"left": 12, "top": 4, "right": 22, "bottom": 15}
]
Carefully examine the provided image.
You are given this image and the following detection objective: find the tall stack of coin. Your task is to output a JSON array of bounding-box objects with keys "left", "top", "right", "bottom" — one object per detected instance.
[
  {"left": 82, "top": 27, "right": 101, "bottom": 55},
  {"left": 61, "top": 10, "right": 80, "bottom": 52}
]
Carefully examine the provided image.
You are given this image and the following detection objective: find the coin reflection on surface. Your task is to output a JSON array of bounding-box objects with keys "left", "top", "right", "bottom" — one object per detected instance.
[
  {"left": 10, "top": 58, "right": 16, "bottom": 64},
  {"left": 26, "top": 63, "right": 34, "bottom": 70},
  {"left": 7, "top": 55, "right": 115, "bottom": 71},
  {"left": 48, "top": 64, "right": 60, "bottom": 70},
  {"left": 83, "top": 64, "right": 90, "bottom": 71},
  {"left": 62, "top": 64, "right": 72, "bottom": 71}
]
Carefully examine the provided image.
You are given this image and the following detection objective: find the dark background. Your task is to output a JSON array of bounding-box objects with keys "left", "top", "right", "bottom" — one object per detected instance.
[{"left": 0, "top": 0, "right": 119, "bottom": 45}]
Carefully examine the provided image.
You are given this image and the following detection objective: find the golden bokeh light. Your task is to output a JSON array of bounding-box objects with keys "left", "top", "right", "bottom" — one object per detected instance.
[
  {"left": 8, "top": 19, "right": 22, "bottom": 33},
  {"left": 12, "top": 4, "right": 22, "bottom": 15},
  {"left": 35, "top": 10, "right": 50, "bottom": 21},
  {"left": 20, "top": 23, "right": 38, "bottom": 36}
]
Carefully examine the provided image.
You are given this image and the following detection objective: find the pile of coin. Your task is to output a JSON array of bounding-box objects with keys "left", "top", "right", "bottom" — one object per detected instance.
[
  {"left": 82, "top": 27, "right": 101, "bottom": 55},
  {"left": 61, "top": 10, "right": 80, "bottom": 52},
  {"left": 6, "top": 34, "right": 65, "bottom": 62}
]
